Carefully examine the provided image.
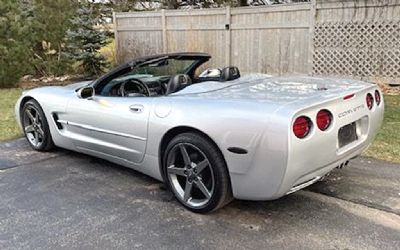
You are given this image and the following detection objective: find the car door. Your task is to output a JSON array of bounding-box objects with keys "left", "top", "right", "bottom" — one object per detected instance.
[
  {"left": 63, "top": 95, "right": 152, "bottom": 164},
  {"left": 59, "top": 53, "right": 211, "bottom": 164}
]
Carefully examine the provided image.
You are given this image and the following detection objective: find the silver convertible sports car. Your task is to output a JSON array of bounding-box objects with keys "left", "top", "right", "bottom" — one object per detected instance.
[{"left": 16, "top": 52, "right": 384, "bottom": 213}]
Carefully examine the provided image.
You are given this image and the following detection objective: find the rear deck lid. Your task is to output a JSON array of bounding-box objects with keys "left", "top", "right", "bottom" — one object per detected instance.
[{"left": 176, "top": 74, "right": 373, "bottom": 107}]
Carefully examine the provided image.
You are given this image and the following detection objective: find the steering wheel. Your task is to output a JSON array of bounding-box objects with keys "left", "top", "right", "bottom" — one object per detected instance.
[{"left": 119, "top": 79, "right": 150, "bottom": 97}]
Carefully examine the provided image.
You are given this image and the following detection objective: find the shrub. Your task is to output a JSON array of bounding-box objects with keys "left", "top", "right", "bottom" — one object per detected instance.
[
  {"left": 0, "top": 1, "right": 33, "bottom": 88},
  {"left": 29, "top": 0, "right": 77, "bottom": 77},
  {"left": 65, "top": 1, "right": 110, "bottom": 77}
]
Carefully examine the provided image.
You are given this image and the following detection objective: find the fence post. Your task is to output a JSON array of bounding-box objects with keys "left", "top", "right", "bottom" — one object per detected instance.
[
  {"left": 161, "top": 9, "right": 168, "bottom": 53},
  {"left": 308, "top": 0, "right": 317, "bottom": 75},
  {"left": 112, "top": 11, "right": 120, "bottom": 63},
  {"left": 225, "top": 6, "right": 231, "bottom": 66}
]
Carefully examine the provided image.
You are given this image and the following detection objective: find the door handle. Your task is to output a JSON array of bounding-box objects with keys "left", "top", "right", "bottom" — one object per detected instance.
[{"left": 129, "top": 104, "right": 144, "bottom": 113}]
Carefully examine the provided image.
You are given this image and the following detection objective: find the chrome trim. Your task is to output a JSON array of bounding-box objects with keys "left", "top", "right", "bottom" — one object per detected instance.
[
  {"left": 57, "top": 120, "right": 68, "bottom": 124},
  {"left": 57, "top": 119, "right": 147, "bottom": 141},
  {"left": 286, "top": 176, "right": 321, "bottom": 195}
]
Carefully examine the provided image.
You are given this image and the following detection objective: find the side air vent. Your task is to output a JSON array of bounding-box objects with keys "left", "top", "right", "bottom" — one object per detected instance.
[{"left": 52, "top": 113, "right": 63, "bottom": 130}]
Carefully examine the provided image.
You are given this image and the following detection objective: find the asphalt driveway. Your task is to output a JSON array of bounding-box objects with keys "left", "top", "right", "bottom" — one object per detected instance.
[{"left": 0, "top": 139, "right": 399, "bottom": 250}]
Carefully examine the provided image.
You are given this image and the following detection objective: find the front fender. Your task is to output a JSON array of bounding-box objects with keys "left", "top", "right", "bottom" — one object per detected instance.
[{"left": 14, "top": 86, "right": 76, "bottom": 149}]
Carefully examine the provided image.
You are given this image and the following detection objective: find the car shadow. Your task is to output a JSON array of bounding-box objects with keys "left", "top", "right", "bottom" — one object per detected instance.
[{"left": 53, "top": 147, "right": 333, "bottom": 217}]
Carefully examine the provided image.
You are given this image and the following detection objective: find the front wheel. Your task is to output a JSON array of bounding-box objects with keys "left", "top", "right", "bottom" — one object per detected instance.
[
  {"left": 163, "top": 133, "right": 232, "bottom": 213},
  {"left": 22, "top": 99, "right": 54, "bottom": 151}
]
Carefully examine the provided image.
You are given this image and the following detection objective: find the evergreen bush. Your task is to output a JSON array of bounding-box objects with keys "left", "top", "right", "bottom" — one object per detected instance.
[{"left": 65, "top": 1, "right": 110, "bottom": 77}]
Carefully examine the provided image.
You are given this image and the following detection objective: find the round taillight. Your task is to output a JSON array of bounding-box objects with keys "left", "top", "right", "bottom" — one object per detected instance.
[
  {"left": 316, "top": 109, "right": 333, "bottom": 131},
  {"left": 366, "top": 93, "right": 374, "bottom": 110},
  {"left": 293, "top": 116, "right": 312, "bottom": 139},
  {"left": 374, "top": 90, "right": 381, "bottom": 106}
]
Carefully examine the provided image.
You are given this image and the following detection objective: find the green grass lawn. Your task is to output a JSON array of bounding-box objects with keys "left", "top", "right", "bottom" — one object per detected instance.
[
  {"left": 0, "top": 88, "right": 23, "bottom": 142},
  {"left": 0, "top": 88, "right": 399, "bottom": 163},
  {"left": 365, "top": 94, "right": 400, "bottom": 163}
]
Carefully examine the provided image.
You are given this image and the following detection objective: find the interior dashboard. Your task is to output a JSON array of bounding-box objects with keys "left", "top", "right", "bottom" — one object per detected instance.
[{"left": 102, "top": 75, "right": 169, "bottom": 97}]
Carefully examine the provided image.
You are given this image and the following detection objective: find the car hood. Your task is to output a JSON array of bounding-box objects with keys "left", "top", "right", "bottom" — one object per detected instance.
[
  {"left": 63, "top": 80, "right": 93, "bottom": 90},
  {"left": 175, "top": 74, "right": 373, "bottom": 106}
]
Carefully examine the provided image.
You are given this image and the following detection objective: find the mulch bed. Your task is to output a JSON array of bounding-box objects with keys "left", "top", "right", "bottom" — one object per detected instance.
[{"left": 18, "top": 75, "right": 91, "bottom": 90}]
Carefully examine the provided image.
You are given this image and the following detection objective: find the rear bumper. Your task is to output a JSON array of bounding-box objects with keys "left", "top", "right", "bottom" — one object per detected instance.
[
  {"left": 231, "top": 133, "right": 369, "bottom": 201},
  {"left": 276, "top": 87, "right": 384, "bottom": 198},
  {"left": 284, "top": 144, "right": 365, "bottom": 195},
  {"left": 230, "top": 86, "right": 384, "bottom": 201}
]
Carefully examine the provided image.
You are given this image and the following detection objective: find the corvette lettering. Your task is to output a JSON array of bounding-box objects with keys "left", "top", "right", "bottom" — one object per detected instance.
[{"left": 338, "top": 104, "right": 365, "bottom": 118}]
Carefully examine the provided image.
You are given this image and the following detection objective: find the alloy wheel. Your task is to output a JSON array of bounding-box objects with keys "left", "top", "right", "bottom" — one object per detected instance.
[
  {"left": 23, "top": 106, "right": 45, "bottom": 148},
  {"left": 166, "top": 143, "right": 215, "bottom": 208}
]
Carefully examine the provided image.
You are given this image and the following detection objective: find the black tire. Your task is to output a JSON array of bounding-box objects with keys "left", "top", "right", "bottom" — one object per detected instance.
[
  {"left": 21, "top": 99, "right": 55, "bottom": 151},
  {"left": 163, "top": 132, "right": 233, "bottom": 213}
]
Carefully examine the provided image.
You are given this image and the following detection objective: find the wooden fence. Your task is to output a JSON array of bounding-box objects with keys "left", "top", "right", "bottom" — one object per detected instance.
[{"left": 113, "top": 0, "right": 400, "bottom": 82}]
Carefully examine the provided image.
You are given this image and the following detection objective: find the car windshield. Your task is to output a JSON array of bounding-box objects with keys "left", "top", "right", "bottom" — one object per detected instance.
[
  {"left": 113, "top": 58, "right": 197, "bottom": 82},
  {"left": 98, "top": 57, "right": 201, "bottom": 96}
]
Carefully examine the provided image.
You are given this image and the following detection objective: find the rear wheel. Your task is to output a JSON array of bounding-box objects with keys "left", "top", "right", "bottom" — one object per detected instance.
[
  {"left": 22, "top": 99, "right": 54, "bottom": 151},
  {"left": 163, "top": 133, "right": 232, "bottom": 213}
]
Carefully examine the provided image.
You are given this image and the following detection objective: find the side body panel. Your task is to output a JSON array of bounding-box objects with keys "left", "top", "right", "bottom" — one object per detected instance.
[
  {"left": 61, "top": 96, "right": 152, "bottom": 164},
  {"left": 15, "top": 85, "right": 162, "bottom": 179}
]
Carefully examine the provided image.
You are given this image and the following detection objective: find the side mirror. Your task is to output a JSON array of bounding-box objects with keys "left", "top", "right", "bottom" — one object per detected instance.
[{"left": 77, "top": 87, "right": 94, "bottom": 99}]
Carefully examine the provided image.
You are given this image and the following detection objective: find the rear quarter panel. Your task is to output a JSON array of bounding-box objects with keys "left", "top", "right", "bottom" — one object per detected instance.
[{"left": 146, "top": 96, "right": 291, "bottom": 199}]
